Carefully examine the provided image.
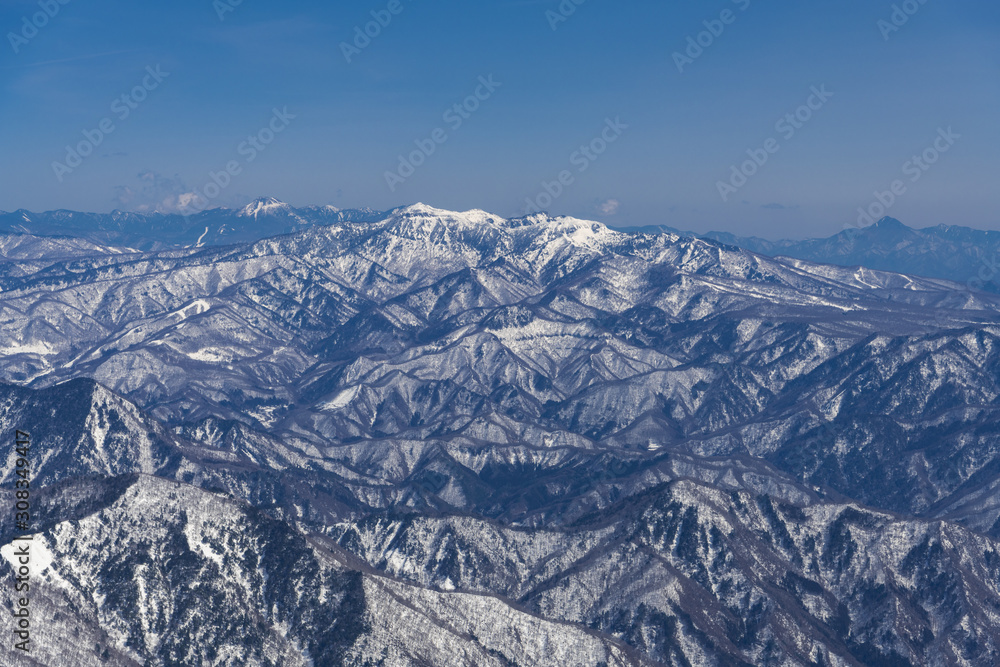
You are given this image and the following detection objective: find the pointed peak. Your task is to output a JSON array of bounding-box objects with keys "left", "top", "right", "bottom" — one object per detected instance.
[{"left": 873, "top": 216, "right": 908, "bottom": 230}]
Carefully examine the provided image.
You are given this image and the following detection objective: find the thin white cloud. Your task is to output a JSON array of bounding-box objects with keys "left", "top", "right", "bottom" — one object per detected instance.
[
  {"left": 112, "top": 171, "right": 202, "bottom": 214},
  {"left": 597, "top": 199, "right": 621, "bottom": 216}
]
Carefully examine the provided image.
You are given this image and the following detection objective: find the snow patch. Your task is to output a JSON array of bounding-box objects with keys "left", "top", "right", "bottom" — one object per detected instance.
[
  {"left": 0, "top": 342, "right": 55, "bottom": 356},
  {"left": 319, "top": 386, "right": 360, "bottom": 411}
]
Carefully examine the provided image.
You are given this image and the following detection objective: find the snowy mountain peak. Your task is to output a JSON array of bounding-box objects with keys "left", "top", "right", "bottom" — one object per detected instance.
[
  {"left": 392, "top": 204, "right": 618, "bottom": 235},
  {"left": 393, "top": 202, "right": 485, "bottom": 222},
  {"left": 397, "top": 202, "right": 441, "bottom": 215},
  {"left": 238, "top": 197, "right": 291, "bottom": 218},
  {"left": 386, "top": 204, "right": 511, "bottom": 233}
]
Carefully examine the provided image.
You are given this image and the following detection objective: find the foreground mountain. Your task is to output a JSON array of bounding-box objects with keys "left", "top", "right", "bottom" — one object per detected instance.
[
  {"left": 624, "top": 216, "right": 1000, "bottom": 292},
  {"left": 3, "top": 379, "right": 1000, "bottom": 666},
  {"left": 1, "top": 473, "right": 640, "bottom": 666},
  {"left": 3, "top": 204, "right": 1000, "bottom": 664}
]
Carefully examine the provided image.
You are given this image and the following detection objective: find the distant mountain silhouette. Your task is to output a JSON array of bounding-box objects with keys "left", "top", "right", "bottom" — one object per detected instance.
[{"left": 620, "top": 216, "right": 1000, "bottom": 292}]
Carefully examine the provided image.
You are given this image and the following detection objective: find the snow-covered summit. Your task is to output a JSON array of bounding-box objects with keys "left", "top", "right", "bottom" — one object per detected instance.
[
  {"left": 387, "top": 203, "right": 619, "bottom": 240},
  {"left": 390, "top": 203, "right": 508, "bottom": 227},
  {"left": 238, "top": 197, "right": 293, "bottom": 218}
]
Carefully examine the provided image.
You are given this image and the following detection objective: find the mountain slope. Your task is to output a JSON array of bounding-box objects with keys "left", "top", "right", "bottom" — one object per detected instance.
[
  {"left": 4, "top": 204, "right": 1000, "bottom": 665},
  {"left": 3, "top": 380, "right": 1000, "bottom": 666},
  {"left": 4, "top": 206, "right": 1000, "bottom": 527},
  {"left": 1, "top": 474, "right": 641, "bottom": 666}
]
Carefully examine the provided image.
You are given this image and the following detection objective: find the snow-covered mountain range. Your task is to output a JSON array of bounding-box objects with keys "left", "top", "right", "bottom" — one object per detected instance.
[
  {"left": 3, "top": 204, "right": 1000, "bottom": 665},
  {"left": 7, "top": 200, "right": 999, "bottom": 292},
  {"left": 0, "top": 198, "right": 384, "bottom": 251}
]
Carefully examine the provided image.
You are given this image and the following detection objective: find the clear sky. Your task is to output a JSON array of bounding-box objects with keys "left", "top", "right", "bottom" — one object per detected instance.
[{"left": 0, "top": 0, "right": 997, "bottom": 238}]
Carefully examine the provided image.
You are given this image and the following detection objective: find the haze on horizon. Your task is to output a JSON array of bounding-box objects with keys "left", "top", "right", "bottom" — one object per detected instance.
[{"left": 1, "top": 0, "right": 997, "bottom": 239}]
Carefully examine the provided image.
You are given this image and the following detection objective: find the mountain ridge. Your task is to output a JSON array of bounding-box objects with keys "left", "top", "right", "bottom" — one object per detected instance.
[
  {"left": 621, "top": 215, "right": 1000, "bottom": 292},
  {"left": 5, "top": 204, "right": 1000, "bottom": 664},
  {"left": 0, "top": 199, "right": 386, "bottom": 251}
]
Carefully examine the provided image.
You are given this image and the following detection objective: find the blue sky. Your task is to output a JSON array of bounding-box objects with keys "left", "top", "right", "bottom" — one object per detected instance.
[{"left": 0, "top": 0, "right": 997, "bottom": 238}]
